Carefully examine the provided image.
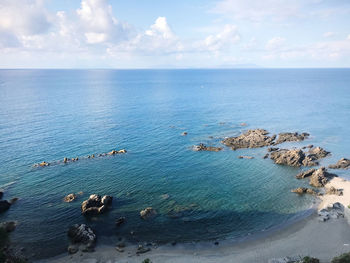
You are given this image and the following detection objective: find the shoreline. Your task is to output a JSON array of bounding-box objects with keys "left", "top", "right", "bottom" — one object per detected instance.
[{"left": 39, "top": 176, "right": 350, "bottom": 263}]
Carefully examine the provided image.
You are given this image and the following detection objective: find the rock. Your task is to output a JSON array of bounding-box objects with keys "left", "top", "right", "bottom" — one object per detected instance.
[
  {"left": 222, "top": 129, "right": 276, "bottom": 149},
  {"left": 268, "top": 256, "right": 299, "bottom": 263},
  {"left": 238, "top": 156, "right": 254, "bottom": 159},
  {"left": 275, "top": 132, "right": 309, "bottom": 145},
  {"left": 267, "top": 147, "right": 279, "bottom": 152},
  {"left": 318, "top": 202, "right": 344, "bottom": 222},
  {"left": 296, "top": 168, "right": 316, "bottom": 179},
  {"left": 329, "top": 158, "right": 350, "bottom": 169},
  {"left": 63, "top": 157, "right": 68, "bottom": 163},
  {"left": 0, "top": 221, "right": 17, "bottom": 232},
  {"left": 0, "top": 191, "right": 3, "bottom": 199},
  {"left": 308, "top": 147, "right": 330, "bottom": 159},
  {"left": 263, "top": 153, "right": 269, "bottom": 159},
  {"left": 136, "top": 245, "right": 151, "bottom": 255},
  {"left": 161, "top": 194, "right": 170, "bottom": 200},
  {"left": 91, "top": 154, "right": 95, "bottom": 158},
  {"left": 193, "top": 143, "right": 222, "bottom": 152},
  {"left": 270, "top": 149, "right": 306, "bottom": 167},
  {"left": 115, "top": 247, "right": 124, "bottom": 252},
  {"left": 64, "top": 193, "right": 77, "bottom": 203},
  {"left": 309, "top": 167, "right": 334, "bottom": 187},
  {"left": 116, "top": 242, "right": 125, "bottom": 248},
  {"left": 0, "top": 200, "right": 11, "bottom": 213},
  {"left": 39, "top": 161, "right": 49, "bottom": 167},
  {"left": 140, "top": 207, "right": 157, "bottom": 219},
  {"left": 181, "top": 132, "right": 188, "bottom": 136},
  {"left": 68, "top": 224, "right": 96, "bottom": 248},
  {"left": 9, "top": 197, "right": 18, "bottom": 204},
  {"left": 291, "top": 187, "right": 317, "bottom": 195},
  {"left": 118, "top": 149, "right": 127, "bottom": 154},
  {"left": 108, "top": 150, "right": 117, "bottom": 155},
  {"left": 326, "top": 186, "right": 343, "bottom": 196},
  {"left": 81, "top": 194, "right": 112, "bottom": 216},
  {"left": 67, "top": 245, "right": 79, "bottom": 254},
  {"left": 116, "top": 217, "right": 126, "bottom": 226}
]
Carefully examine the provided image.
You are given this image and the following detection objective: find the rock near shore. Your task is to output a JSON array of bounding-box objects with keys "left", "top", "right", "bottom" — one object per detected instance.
[
  {"left": 275, "top": 132, "right": 310, "bottom": 145},
  {"left": 140, "top": 207, "right": 157, "bottom": 219},
  {"left": 193, "top": 143, "right": 222, "bottom": 152},
  {"left": 68, "top": 224, "right": 96, "bottom": 251},
  {"left": 81, "top": 194, "right": 113, "bottom": 216},
  {"left": 329, "top": 158, "right": 350, "bottom": 169},
  {"left": 291, "top": 187, "right": 317, "bottom": 195}
]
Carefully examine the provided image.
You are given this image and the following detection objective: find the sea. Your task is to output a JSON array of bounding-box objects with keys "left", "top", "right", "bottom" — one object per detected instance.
[{"left": 0, "top": 69, "right": 349, "bottom": 259}]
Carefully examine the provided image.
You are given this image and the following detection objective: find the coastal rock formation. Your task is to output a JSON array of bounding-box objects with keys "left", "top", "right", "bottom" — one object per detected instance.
[
  {"left": 140, "top": 207, "right": 157, "bottom": 219},
  {"left": 275, "top": 132, "right": 310, "bottom": 145},
  {"left": 0, "top": 200, "right": 11, "bottom": 213},
  {"left": 329, "top": 158, "right": 350, "bottom": 169},
  {"left": 309, "top": 167, "right": 334, "bottom": 188},
  {"left": 81, "top": 194, "right": 113, "bottom": 216},
  {"left": 0, "top": 221, "right": 17, "bottom": 232},
  {"left": 291, "top": 187, "right": 317, "bottom": 195},
  {"left": 318, "top": 202, "right": 344, "bottom": 222},
  {"left": 296, "top": 168, "right": 316, "bottom": 179},
  {"left": 270, "top": 147, "right": 330, "bottom": 167},
  {"left": 68, "top": 224, "right": 96, "bottom": 251},
  {"left": 63, "top": 193, "right": 77, "bottom": 203},
  {"left": 326, "top": 186, "right": 343, "bottom": 196},
  {"left": 267, "top": 147, "right": 279, "bottom": 152},
  {"left": 222, "top": 129, "right": 276, "bottom": 150},
  {"left": 193, "top": 143, "right": 222, "bottom": 152}
]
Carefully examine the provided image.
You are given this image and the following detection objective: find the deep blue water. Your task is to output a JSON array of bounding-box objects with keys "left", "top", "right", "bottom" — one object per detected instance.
[{"left": 0, "top": 69, "right": 349, "bottom": 259}]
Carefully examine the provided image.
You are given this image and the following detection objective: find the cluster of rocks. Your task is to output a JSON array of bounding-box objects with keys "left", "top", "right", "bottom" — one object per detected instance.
[
  {"left": 192, "top": 143, "right": 222, "bottom": 152},
  {"left": 295, "top": 167, "right": 335, "bottom": 187},
  {"left": 269, "top": 256, "right": 319, "bottom": 263},
  {"left": 291, "top": 187, "right": 317, "bottom": 195},
  {"left": 67, "top": 224, "right": 97, "bottom": 253},
  {"left": 318, "top": 202, "right": 344, "bottom": 222},
  {"left": 81, "top": 194, "right": 113, "bottom": 216},
  {"left": 329, "top": 158, "right": 350, "bottom": 169},
  {"left": 33, "top": 148, "right": 127, "bottom": 168},
  {"left": 270, "top": 147, "right": 330, "bottom": 167},
  {"left": 140, "top": 207, "right": 157, "bottom": 220},
  {"left": 326, "top": 186, "right": 343, "bottom": 196}
]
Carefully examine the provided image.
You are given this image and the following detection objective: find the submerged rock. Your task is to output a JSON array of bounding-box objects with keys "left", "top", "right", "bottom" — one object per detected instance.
[
  {"left": 181, "top": 132, "right": 188, "bottom": 136},
  {"left": 140, "top": 207, "right": 157, "bottom": 219},
  {"left": 329, "top": 158, "right": 350, "bottom": 169},
  {"left": 267, "top": 147, "right": 279, "bottom": 152},
  {"left": 238, "top": 156, "right": 254, "bottom": 159},
  {"left": 64, "top": 193, "right": 77, "bottom": 203},
  {"left": 0, "top": 221, "right": 17, "bottom": 232},
  {"left": 68, "top": 224, "right": 96, "bottom": 251},
  {"left": 193, "top": 143, "right": 222, "bottom": 152},
  {"left": 81, "top": 194, "right": 113, "bottom": 216},
  {"left": 275, "top": 132, "right": 309, "bottom": 145},
  {"left": 115, "top": 217, "right": 126, "bottom": 226},
  {"left": 222, "top": 129, "right": 276, "bottom": 150},
  {"left": 291, "top": 187, "right": 317, "bottom": 195}
]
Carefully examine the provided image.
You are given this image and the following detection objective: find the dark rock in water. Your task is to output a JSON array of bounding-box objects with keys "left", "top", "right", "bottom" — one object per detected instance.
[
  {"left": 136, "top": 245, "right": 151, "bottom": 254},
  {"left": 81, "top": 194, "right": 113, "bottom": 216},
  {"left": 0, "top": 221, "right": 17, "bottom": 232},
  {"left": 291, "top": 187, "right": 317, "bottom": 195},
  {"left": 9, "top": 197, "right": 18, "bottom": 204},
  {"left": 64, "top": 193, "right": 77, "bottom": 203},
  {"left": 222, "top": 129, "right": 276, "bottom": 150},
  {"left": 140, "top": 207, "right": 157, "bottom": 219},
  {"left": 326, "top": 186, "right": 343, "bottom": 196},
  {"left": 296, "top": 168, "right": 316, "bottom": 179},
  {"left": 214, "top": 241, "right": 219, "bottom": 245},
  {"left": 0, "top": 200, "right": 11, "bottom": 213},
  {"left": 329, "top": 158, "right": 350, "bottom": 169},
  {"left": 238, "top": 156, "right": 254, "bottom": 159},
  {"left": 267, "top": 147, "right": 279, "bottom": 152},
  {"left": 181, "top": 132, "right": 188, "bottom": 136},
  {"left": 275, "top": 132, "right": 309, "bottom": 145},
  {"left": 308, "top": 146, "right": 330, "bottom": 159},
  {"left": 116, "top": 217, "right": 126, "bottom": 226},
  {"left": 68, "top": 224, "right": 96, "bottom": 249},
  {"left": 67, "top": 245, "right": 79, "bottom": 254},
  {"left": 193, "top": 143, "right": 222, "bottom": 152},
  {"left": 263, "top": 153, "right": 269, "bottom": 159},
  {"left": 0, "top": 191, "right": 3, "bottom": 199},
  {"left": 309, "top": 167, "right": 334, "bottom": 188},
  {"left": 63, "top": 157, "right": 68, "bottom": 163}
]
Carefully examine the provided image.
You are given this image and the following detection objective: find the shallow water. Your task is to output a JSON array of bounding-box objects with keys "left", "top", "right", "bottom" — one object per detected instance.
[{"left": 0, "top": 69, "right": 349, "bottom": 259}]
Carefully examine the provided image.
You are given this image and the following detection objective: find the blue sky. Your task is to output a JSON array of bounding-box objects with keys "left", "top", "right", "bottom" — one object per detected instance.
[{"left": 0, "top": 0, "right": 349, "bottom": 68}]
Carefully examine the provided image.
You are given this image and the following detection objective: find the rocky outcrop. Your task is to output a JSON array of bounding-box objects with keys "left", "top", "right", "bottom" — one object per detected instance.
[
  {"left": 63, "top": 193, "right": 77, "bottom": 203},
  {"left": 318, "top": 202, "right": 344, "bottom": 222},
  {"left": 68, "top": 224, "right": 96, "bottom": 251},
  {"left": 193, "top": 143, "right": 222, "bottom": 152},
  {"left": 329, "top": 158, "right": 350, "bottom": 169},
  {"left": 222, "top": 129, "right": 276, "bottom": 150},
  {"left": 270, "top": 147, "right": 330, "bottom": 167},
  {"left": 326, "top": 186, "right": 343, "bottom": 196},
  {"left": 140, "top": 207, "right": 157, "bottom": 219},
  {"left": 296, "top": 168, "right": 316, "bottom": 179},
  {"left": 81, "top": 194, "right": 113, "bottom": 216},
  {"left": 291, "top": 187, "right": 317, "bottom": 195},
  {"left": 275, "top": 132, "right": 310, "bottom": 145},
  {"left": 267, "top": 147, "right": 279, "bottom": 152},
  {"left": 309, "top": 167, "right": 334, "bottom": 187}
]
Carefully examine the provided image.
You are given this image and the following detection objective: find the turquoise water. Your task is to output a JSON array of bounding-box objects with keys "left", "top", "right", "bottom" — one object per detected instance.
[{"left": 0, "top": 69, "right": 350, "bottom": 259}]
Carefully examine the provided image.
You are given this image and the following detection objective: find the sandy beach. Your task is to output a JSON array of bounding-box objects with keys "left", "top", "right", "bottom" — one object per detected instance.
[{"left": 40, "top": 176, "right": 350, "bottom": 263}]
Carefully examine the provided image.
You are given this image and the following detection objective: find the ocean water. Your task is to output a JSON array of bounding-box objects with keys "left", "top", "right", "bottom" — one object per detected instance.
[{"left": 0, "top": 69, "right": 350, "bottom": 259}]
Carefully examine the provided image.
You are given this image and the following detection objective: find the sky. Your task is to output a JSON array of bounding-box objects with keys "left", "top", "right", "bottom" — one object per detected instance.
[{"left": 0, "top": 0, "right": 350, "bottom": 68}]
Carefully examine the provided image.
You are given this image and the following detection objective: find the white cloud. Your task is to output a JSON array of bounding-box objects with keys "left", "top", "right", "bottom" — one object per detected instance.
[
  {"left": 266, "top": 37, "right": 286, "bottom": 50},
  {"left": 196, "top": 24, "right": 240, "bottom": 52},
  {"left": 323, "top": 32, "right": 336, "bottom": 38}
]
